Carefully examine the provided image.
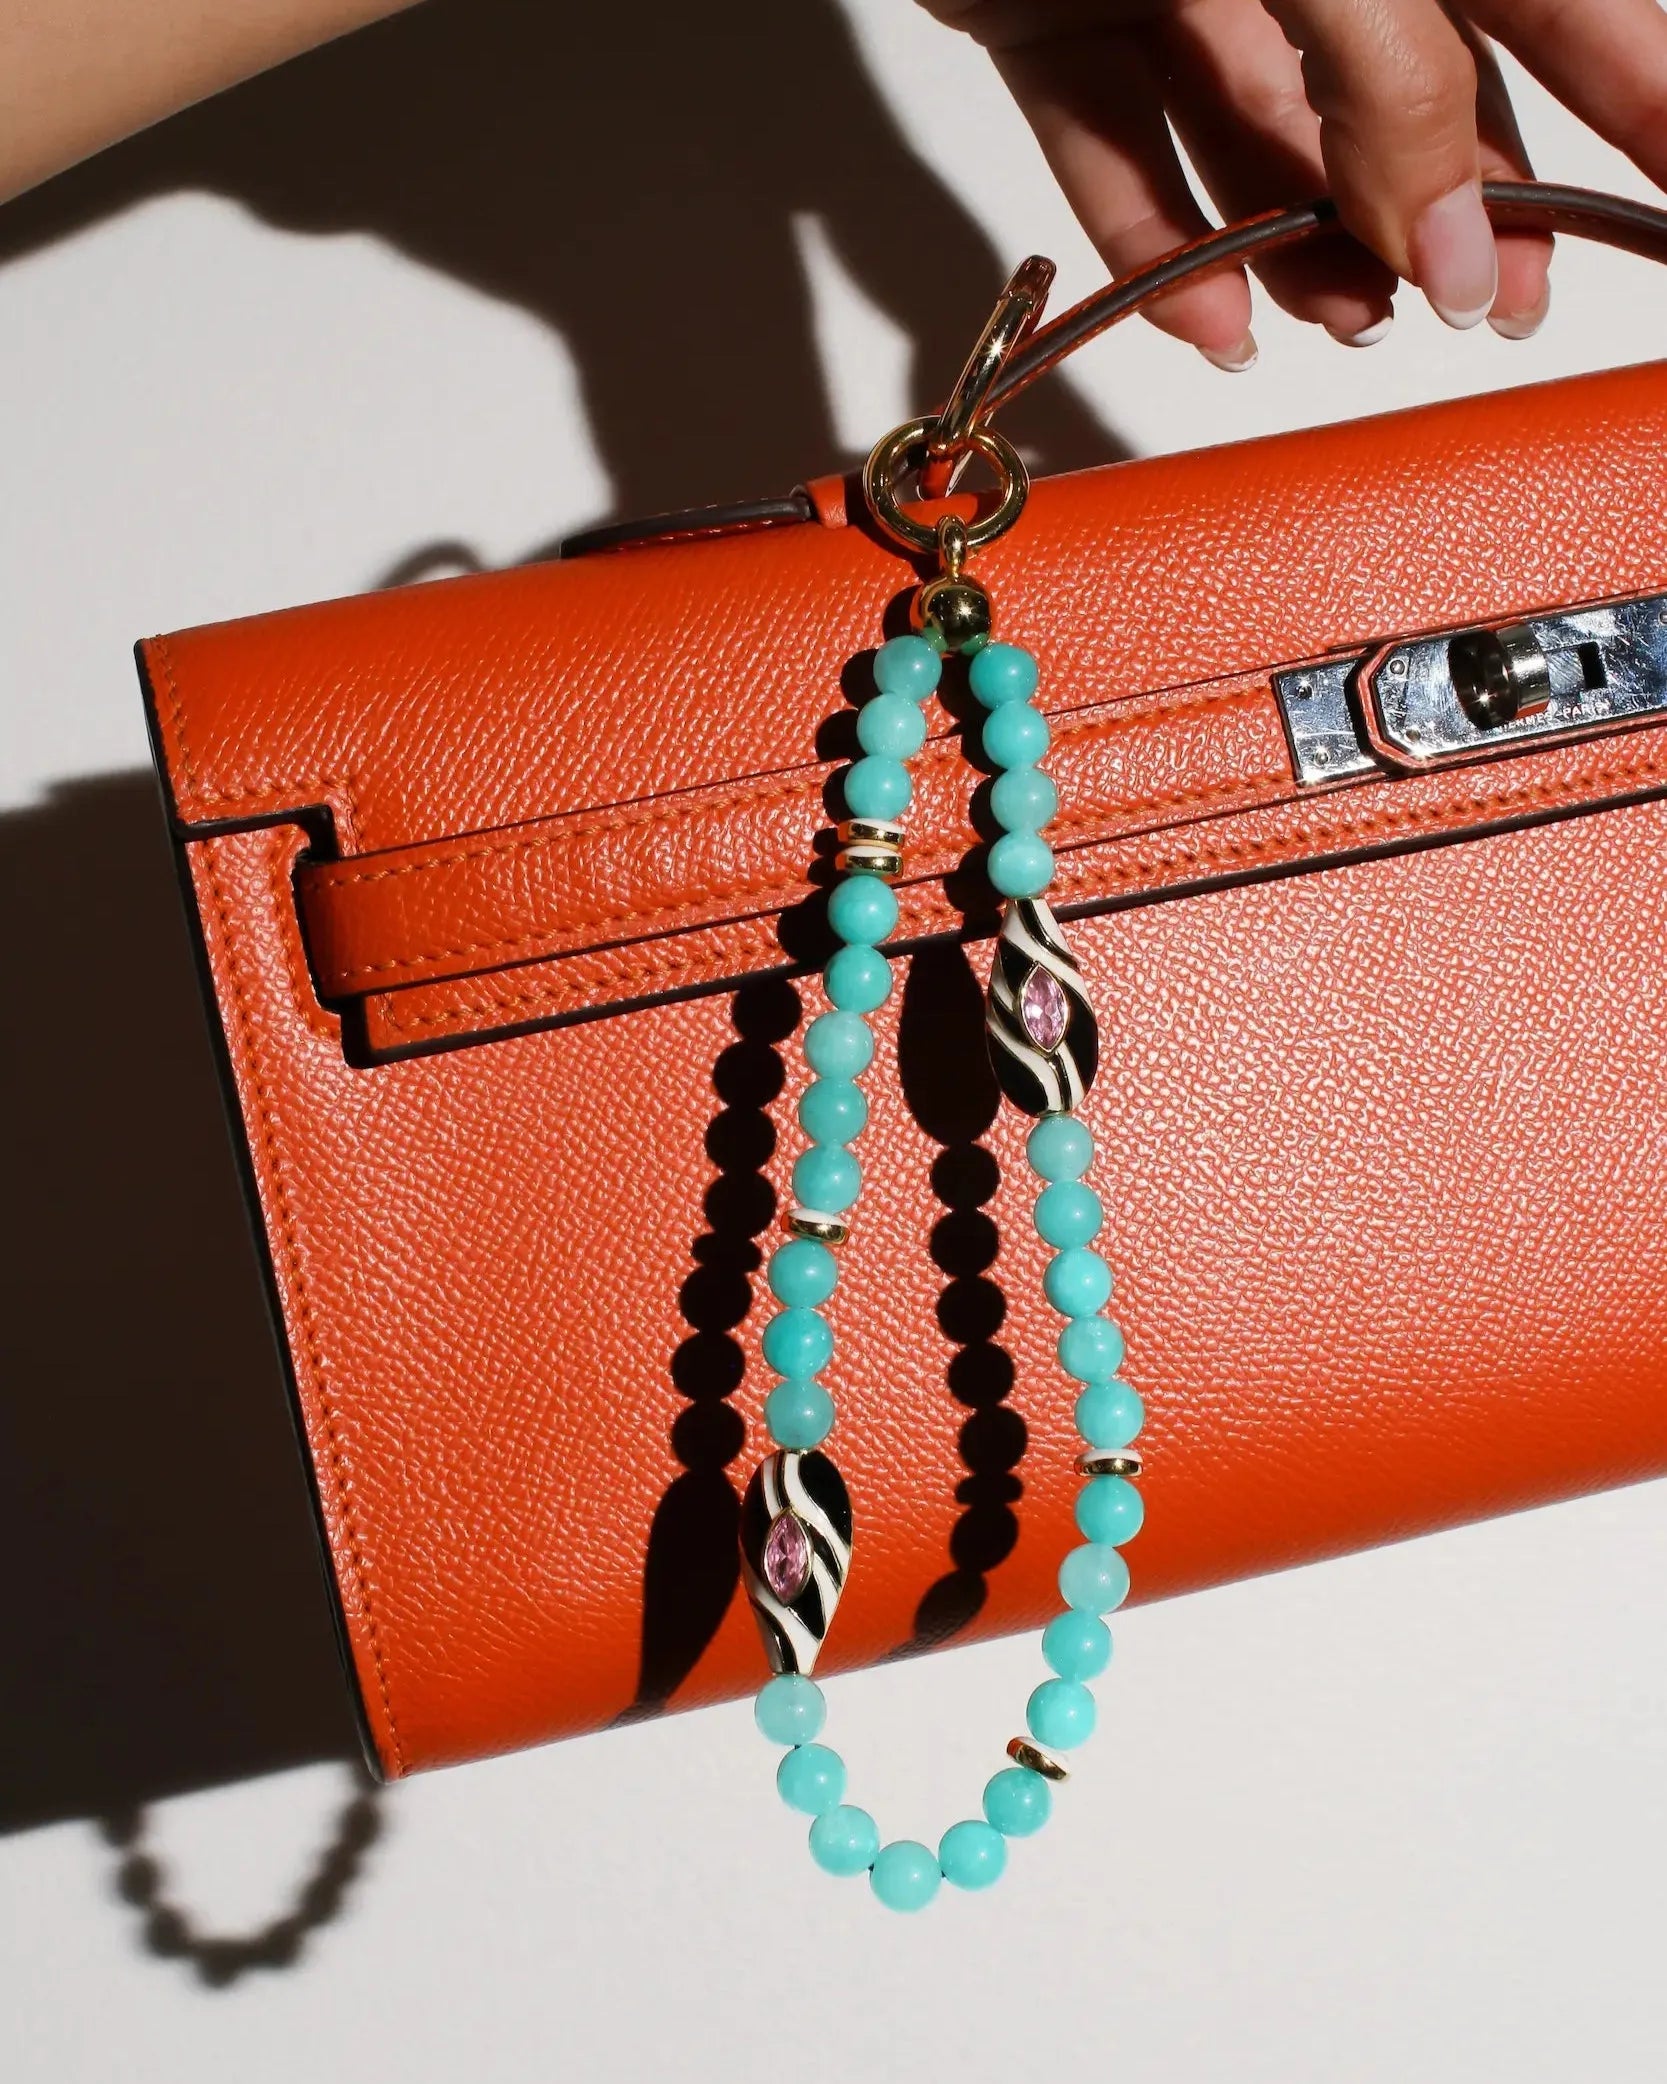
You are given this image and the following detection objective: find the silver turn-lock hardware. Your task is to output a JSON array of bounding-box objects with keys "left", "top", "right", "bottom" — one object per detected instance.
[{"left": 1275, "top": 590, "right": 1667, "bottom": 786}]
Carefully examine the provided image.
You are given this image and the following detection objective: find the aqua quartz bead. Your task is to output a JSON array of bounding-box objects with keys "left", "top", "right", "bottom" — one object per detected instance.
[
  {"left": 755, "top": 1672, "right": 826, "bottom": 1744},
  {"left": 843, "top": 754, "right": 913, "bottom": 820},
  {"left": 1044, "top": 1246, "right": 1113, "bottom": 1318},
  {"left": 761, "top": 1307, "right": 834, "bottom": 1379},
  {"left": 824, "top": 945, "right": 892, "bottom": 1013},
  {"left": 939, "top": 1819, "right": 1008, "bottom": 1890},
  {"left": 1034, "top": 1179, "right": 1103, "bottom": 1248},
  {"left": 1027, "top": 1112, "right": 1093, "bottom": 1181},
  {"left": 797, "top": 1078, "right": 868, "bottom": 1146},
  {"left": 1027, "top": 1677, "right": 1097, "bottom": 1750},
  {"left": 1042, "top": 1610, "right": 1113, "bottom": 1681},
  {"left": 1076, "top": 1473, "right": 1144, "bottom": 1545},
  {"left": 809, "top": 1804, "right": 881, "bottom": 1876},
  {"left": 873, "top": 633, "right": 942, "bottom": 703},
  {"left": 983, "top": 1766, "right": 1052, "bottom": 1837},
  {"left": 827, "top": 873, "right": 899, "bottom": 947},
  {"left": 1059, "top": 1316, "right": 1127, "bottom": 1383},
  {"left": 765, "top": 1378, "right": 835, "bottom": 1451},
  {"left": 981, "top": 701, "right": 1050, "bottom": 771},
  {"left": 988, "top": 831, "right": 1055, "bottom": 899},
  {"left": 857, "top": 692, "right": 928, "bottom": 759},
  {"left": 768, "top": 1237, "right": 838, "bottom": 1308},
  {"left": 990, "top": 765, "right": 1058, "bottom": 833},
  {"left": 1059, "top": 1541, "right": 1131, "bottom": 1614},
  {"left": 870, "top": 1840, "right": 942, "bottom": 1912},
  {"left": 968, "top": 641, "right": 1040, "bottom": 708},
  {"left": 1074, "top": 1377, "right": 1144, "bottom": 1447},
  {"left": 793, "top": 1144, "right": 860, "bottom": 1214},
  {"left": 776, "top": 1742, "right": 847, "bottom": 1816},
  {"left": 804, "top": 1010, "right": 874, "bottom": 1080}
]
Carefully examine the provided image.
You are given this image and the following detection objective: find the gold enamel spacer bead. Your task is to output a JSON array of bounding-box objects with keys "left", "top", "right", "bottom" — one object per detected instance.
[
  {"left": 835, "top": 841, "right": 903, "bottom": 879},
  {"left": 785, "top": 1206, "right": 849, "bottom": 1247},
  {"left": 1007, "top": 1737, "right": 1069, "bottom": 1783},
  {"left": 837, "top": 817, "right": 905, "bottom": 849},
  {"left": 1075, "top": 1449, "right": 1143, "bottom": 1480}
]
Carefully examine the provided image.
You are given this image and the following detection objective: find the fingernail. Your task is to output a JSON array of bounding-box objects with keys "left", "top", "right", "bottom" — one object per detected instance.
[
  {"left": 1200, "top": 331, "right": 1258, "bottom": 373},
  {"left": 1410, "top": 184, "right": 1499, "bottom": 330},
  {"left": 1326, "top": 314, "right": 1394, "bottom": 348},
  {"left": 1489, "top": 281, "right": 1551, "bottom": 342}
]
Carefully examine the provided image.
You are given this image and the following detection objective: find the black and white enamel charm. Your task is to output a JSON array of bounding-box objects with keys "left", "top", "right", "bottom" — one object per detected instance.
[
  {"left": 739, "top": 1449, "right": 853, "bottom": 1675},
  {"left": 985, "top": 896, "right": 1100, "bottom": 1117}
]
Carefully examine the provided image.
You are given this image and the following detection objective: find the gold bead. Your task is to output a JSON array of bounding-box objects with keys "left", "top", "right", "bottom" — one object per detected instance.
[
  {"left": 837, "top": 817, "right": 905, "bottom": 849},
  {"left": 1075, "top": 1448, "right": 1143, "bottom": 1480},
  {"left": 786, "top": 1208, "right": 849, "bottom": 1246},
  {"left": 1007, "top": 1737, "right": 1069, "bottom": 1783},
  {"left": 835, "top": 843, "right": 903, "bottom": 879},
  {"left": 912, "top": 574, "right": 994, "bottom": 656}
]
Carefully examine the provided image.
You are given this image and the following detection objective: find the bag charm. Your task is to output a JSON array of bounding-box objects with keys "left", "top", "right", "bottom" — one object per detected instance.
[{"left": 740, "top": 261, "right": 1145, "bottom": 1910}]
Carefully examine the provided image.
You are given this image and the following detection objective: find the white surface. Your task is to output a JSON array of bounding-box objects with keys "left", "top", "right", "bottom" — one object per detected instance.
[{"left": 5, "top": 6, "right": 1667, "bottom": 2076}]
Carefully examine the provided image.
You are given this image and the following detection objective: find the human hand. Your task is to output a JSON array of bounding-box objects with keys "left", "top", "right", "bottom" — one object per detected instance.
[{"left": 923, "top": 0, "right": 1667, "bottom": 364}]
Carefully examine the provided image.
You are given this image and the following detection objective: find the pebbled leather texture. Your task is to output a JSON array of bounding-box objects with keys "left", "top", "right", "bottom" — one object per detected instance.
[{"left": 141, "top": 350, "right": 1667, "bottom": 1779}]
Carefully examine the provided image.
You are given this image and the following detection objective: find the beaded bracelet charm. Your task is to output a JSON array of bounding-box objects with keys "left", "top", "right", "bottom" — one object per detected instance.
[{"left": 737, "top": 261, "right": 1145, "bottom": 1913}]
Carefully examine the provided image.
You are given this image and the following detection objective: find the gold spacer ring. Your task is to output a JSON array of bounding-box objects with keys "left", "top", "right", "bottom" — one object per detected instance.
[
  {"left": 862, "top": 417, "right": 1029, "bottom": 560},
  {"left": 786, "top": 1207, "right": 849, "bottom": 1247},
  {"left": 1007, "top": 1737, "right": 1069, "bottom": 1783},
  {"left": 1076, "top": 1449, "right": 1143, "bottom": 1480}
]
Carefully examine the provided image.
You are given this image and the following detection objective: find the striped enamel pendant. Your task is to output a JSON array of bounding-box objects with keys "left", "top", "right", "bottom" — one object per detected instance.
[
  {"left": 740, "top": 1449, "right": 853, "bottom": 1675},
  {"left": 984, "top": 897, "right": 1100, "bottom": 1117}
]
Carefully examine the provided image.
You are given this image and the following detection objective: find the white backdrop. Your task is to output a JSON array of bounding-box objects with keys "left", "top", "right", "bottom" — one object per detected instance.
[{"left": 5, "top": 5, "right": 1667, "bottom": 2078}]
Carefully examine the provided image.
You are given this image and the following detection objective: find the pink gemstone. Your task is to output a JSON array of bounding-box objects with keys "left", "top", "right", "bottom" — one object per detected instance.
[
  {"left": 762, "top": 1512, "right": 812, "bottom": 1601},
  {"left": 1020, "top": 965, "right": 1069, "bottom": 1052}
]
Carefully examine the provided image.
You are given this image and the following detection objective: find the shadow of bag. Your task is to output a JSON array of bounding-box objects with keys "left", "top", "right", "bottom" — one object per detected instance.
[{"left": 136, "top": 185, "right": 1667, "bottom": 1781}]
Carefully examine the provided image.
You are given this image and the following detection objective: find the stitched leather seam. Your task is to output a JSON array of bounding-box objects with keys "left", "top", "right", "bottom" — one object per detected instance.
[
  {"left": 312, "top": 681, "right": 1276, "bottom": 898},
  {"left": 200, "top": 838, "right": 407, "bottom": 1772},
  {"left": 373, "top": 741, "right": 1667, "bottom": 1039},
  {"left": 326, "top": 764, "right": 1282, "bottom": 987}
]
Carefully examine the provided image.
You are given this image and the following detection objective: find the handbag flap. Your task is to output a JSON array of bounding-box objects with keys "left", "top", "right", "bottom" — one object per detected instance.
[{"left": 141, "top": 357, "right": 1667, "bottom": 1054}]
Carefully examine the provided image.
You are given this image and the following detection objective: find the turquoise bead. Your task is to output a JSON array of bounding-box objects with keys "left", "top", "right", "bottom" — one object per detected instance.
[
  {"left": 761, "top": 1306, "right": 833, "bottom": 1379},
  {"left": 768, "top": 1237, "right": 837, "bottom": 1308},
  {"left": 776, "top": 1742, "right": 847, "bottom": 1816},
  {"left": 804, "top": 1010, "right": 874, "bottom": 1080},
  {"left": 1044, "top": 1246, "right": 1113, "bottom": 1318},
  {"left": 988, "top": 831, "right": 1054, "bottom": 899},
  {"left": 1042, "top": 1610, "right": 1113, "bottom": 1681},
  {"left": 793, "top": 1144, "right": 860, "bottom": 1214},
  {"left": 809, "top": 1804, "right": 881, "bottom": 1877},
  {"left": 1074, "top": 1377, "right": 1144, "bottom": 1447},
  {"left": 1027, "top": 1677, "right": 1097, "bottom": 1750},
  {"left": 764, "top": 1378, "right": 835, "bottom": 1450},
  {"left": 1034, "top": 1180, "right": 1103, "bottom": 1248},
  {"left": 873, "top": 633, "right": 942, "bottom": 703},
  {"left": 870, "top": 1840, "right": 941, "bottom": 1912},
  {"left": 981, "top": 701, "right": 1050, "bottom": 771},
  {"left": 824, "top": 944, "right": 892, "bottom": 1014},
  {"left": 968, "top": 641, "right": 1040, "bottom": 708},
  {"left": 1076, "top": 1474, "right": 1144, "bottom": 1546},
  {"left": 983, "top": 1766, "right": 1052, "bottom": 1837},
  {"left": 843, "top": 754, "right": 912, "bottom": 820},
  {"left": 755, "top": 1672, "right": 826, "bottom": 1745},
  {"left": 797, "top": 1078, "right": 867, "bottom": 1146},
  {"left": 990, "top": 765, "right": 1058, "bottom": 833},
  {"left": 827, "top": 873, "right": 899, "bottom": 948},
  {"left": 1059, "top": 1541, "right": 1131, "bottom": 1614},
  {"left": 857, "top": 692, "right": 928, "bottom": 759},
  {"left": 938, "top": 1819, "right": 1007, "bottom": 1890},
  {"left": 1027, "top": 1113, "right": 1093, "bottom": 1181},
  {"left": 1059, "top": 1316, "right": 1127, "bottom": 1383}
]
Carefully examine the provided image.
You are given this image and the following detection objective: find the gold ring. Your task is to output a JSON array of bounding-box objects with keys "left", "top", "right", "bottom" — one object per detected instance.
[{"left": 862, "top": 418, "right": 1029, "bottom": 559}]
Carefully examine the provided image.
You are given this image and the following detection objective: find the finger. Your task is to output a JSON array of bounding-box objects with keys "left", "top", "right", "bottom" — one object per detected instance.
[
  {"left": 1470, "top": 0, "right": 1667, "bottom": 201},
  {"left": 989, "top": 30, "right": 1259, "bottom": 367},
  {"left": 1454, "top": 19, "right": 1552, "bottom": 339},
  {"left": 1156, "top": 0, "right": 1398, "bottom": 344},
  {"left": 1265, "top": 0, "right": 1499, "bottom": 330}
]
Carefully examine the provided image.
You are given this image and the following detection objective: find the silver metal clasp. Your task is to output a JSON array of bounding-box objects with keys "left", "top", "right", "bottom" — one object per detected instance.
[{"left": 1275, "top": 590, "right": 1667, "bottom": 786}]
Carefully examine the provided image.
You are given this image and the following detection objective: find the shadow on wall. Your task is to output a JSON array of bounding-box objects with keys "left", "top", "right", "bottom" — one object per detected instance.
[{"left": 0, "top": 0, "right": 1121, "bottom": 537}]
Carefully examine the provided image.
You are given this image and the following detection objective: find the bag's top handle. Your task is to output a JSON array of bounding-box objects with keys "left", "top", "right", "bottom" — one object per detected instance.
[{"left": 560, "top": 182, "right": 1667, "bottom": 561}]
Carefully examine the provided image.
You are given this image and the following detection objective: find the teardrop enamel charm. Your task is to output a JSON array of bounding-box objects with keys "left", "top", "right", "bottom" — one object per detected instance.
[
  {"left": 985, "top": 896, "right": 1100, "bottom": 1116},
  {"left": 739, "top": 1449, "right": 853, "bottom": 1675}
]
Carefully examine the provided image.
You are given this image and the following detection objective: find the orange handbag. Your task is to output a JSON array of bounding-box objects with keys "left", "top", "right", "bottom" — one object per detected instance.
[{"left": 139, "top": 185, "right": 1667, "bottom": 1783}]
